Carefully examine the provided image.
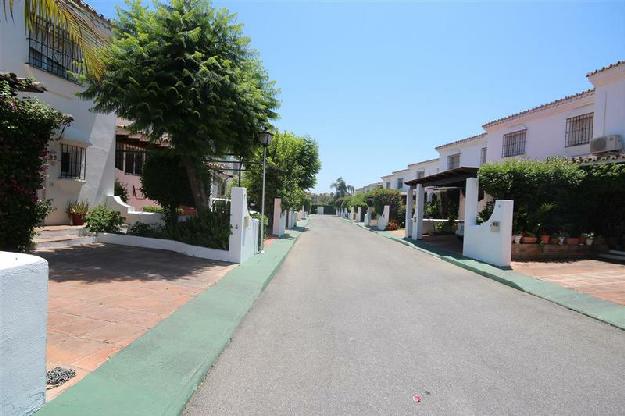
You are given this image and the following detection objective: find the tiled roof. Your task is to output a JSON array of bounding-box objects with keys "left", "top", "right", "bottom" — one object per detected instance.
[
  {"left": 408, "top": 157, "right": 439, "bottom": 167},
  {"left": 482, "top": 89, "right": 594, "bottom": 129},
  {"left": 586, "top": 61, "right": 625, "bottom": 77},
  {"left": 71, "top": 0, "right": 111, "bottom": 25},
  {"left": 435, "top": 133, "right": 486, "bottom": 150}
]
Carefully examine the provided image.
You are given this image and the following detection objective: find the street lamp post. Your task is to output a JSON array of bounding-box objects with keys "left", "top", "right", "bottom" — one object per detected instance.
[{"left": 259, "top": 130, "right": 273, "bottom": 253}]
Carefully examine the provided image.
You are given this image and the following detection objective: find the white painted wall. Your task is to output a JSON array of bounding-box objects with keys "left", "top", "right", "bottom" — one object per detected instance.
[
  {"left": 0, "top": 252, "right": 48, "bottom": 416},
  {"left": 589, "top": 66, "right": 625, "bottom": 141},
  {"left": 462, "top": 178, "right": 513, "bottom": 267},
  {"left": 484, "top": 93, "right": 595, "bottom": 163},
  {"left": 0, "top": 2, "right": 116, "bottom": 225},
  {"left": 436, "top": 135, "right": 487, "bottom": 172}
]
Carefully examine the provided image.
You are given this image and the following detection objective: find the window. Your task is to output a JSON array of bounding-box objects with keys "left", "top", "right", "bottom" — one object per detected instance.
[
  {"left": 396, "top": 177, "right": 404, "bottom": 189},
  {"left": 416, "top": 170, "right": 425, "bottom": 179},
  {"left": 60, "top": 144, "right": 86, "bottom": 179},
  {"left": 502, "top": 130, "right": 526, "bottom": 157},
  {"left": 116, "top": 143, "right": 146, "bottom": 176},
  {"left": 385, "top": 181, "right": 391, "bottom": 189},
  {"left": 480, "top": 147, "right": 487, "bottom": 165},
  {"left": 447, "top": 153, "right": 460, "bottom": 170},
  {"left": 27, "top": 16, "right": 83, "bottom": 81},
  {"left": 566, "top": 112, "right": 593, "bottom": 147}
]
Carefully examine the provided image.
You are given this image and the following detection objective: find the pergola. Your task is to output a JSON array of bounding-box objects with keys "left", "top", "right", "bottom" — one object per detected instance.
[{"left": 403, "top": 167, "right": 479, "bottom": 239}]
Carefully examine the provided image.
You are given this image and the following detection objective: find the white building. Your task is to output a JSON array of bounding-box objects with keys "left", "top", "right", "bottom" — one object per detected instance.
[{"left": 0, "top": 1, "right": 116, "bottom": 225}]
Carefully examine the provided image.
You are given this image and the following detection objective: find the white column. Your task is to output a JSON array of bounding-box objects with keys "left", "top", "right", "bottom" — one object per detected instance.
[
  {"left": 413, "top": 184, "right": 425, "bottom": 239},
  {"left": 272, "top": 198, "right": 283, "bottom": 236},
  {"left": 464, "top": 177, "right": 479, "bottom": 227},
  {"left": 357, "top": 207, "right": 362, "bottom": 222},
  {"left": 405, "top": 185, "right": 415, "bottom": 239},
  {"left": 229, "top": 187, "right": 256, "bottom": 263},
  {"left": 0, "top": 252, "right": 48, "bottom": 415}
]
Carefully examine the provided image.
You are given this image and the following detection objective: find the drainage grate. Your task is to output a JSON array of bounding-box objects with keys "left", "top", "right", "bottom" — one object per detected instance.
[{"left": 47, "top": 367, "right": 76, "bottom": 387}]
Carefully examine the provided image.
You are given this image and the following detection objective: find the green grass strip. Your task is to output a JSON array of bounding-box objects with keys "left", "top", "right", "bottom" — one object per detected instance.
[{"left": 37, "top": 222, "right": 307, "bottom": 416}]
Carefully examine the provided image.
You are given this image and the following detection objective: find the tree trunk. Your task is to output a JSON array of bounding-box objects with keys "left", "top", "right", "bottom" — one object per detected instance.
[{"left": 183, "top": 157, "right": 210, "bottom": 209}]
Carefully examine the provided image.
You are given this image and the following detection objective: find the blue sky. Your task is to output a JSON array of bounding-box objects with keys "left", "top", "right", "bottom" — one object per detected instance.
[{"left": 90, "top": 1, "right": 625, "bottom": 193}]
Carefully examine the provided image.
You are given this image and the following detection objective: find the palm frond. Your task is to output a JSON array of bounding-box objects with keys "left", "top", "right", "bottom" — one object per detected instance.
[{"left": 3, "top": 0, "right": 108, "bottom": 78}]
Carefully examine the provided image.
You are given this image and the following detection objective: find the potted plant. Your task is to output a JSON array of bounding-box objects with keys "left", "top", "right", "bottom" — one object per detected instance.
[
  {"left": 66, "top": 200, "right": 89, "bottom": 225},
  {"left": 582, "top": 232, "right": 595, "bottom": 246},
  {"left": 539, "top": 230, "right": 551, "bottom": 244},
  {"left": 521, "top": 232, "right": 538, "bottom": 244},
  {"left": 555, "top": 231, "right": 568, "bottom": 245}
]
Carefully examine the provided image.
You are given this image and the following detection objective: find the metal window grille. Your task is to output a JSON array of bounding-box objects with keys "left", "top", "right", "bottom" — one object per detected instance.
[
  {"left": 480, "top": 147, "right": 487, "bottom": 165},
  {"left": 116, "top": 143, "right": 146, "bottom": 176},
  {"left": 396, "top": 178, "right": 404, "bottom": 189},
  {"left": 502, "top": 130, "right": 526, "bottom": 157},
  {"left": 565, "top": 112, "right": 593, "bottom": 147},
  {"left": 60, "top": 144, "right": 86, "bottom": 179},
  {"left": 416, "top": 171, "right": 425, "bottom": 179},
  {"left": 447, "top": 153, "right": 460, "bottom": 170},
  {"left": 27, "top": 16, "right": 83, "bottom": 81}
]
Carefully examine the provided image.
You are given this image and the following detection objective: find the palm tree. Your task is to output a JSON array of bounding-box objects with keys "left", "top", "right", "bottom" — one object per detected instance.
[
  {"left": 3, "top": 0, "right": 107, "bottom": 77},
  {"left": 331, "top": 177, "right": 353, "bottom": 198}
]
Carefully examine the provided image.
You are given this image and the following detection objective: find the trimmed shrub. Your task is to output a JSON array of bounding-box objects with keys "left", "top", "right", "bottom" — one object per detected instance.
[
  {"left": 369, "top": 188, "right": 403, "bottom": 222},
  {"left": 85, "top": 205, "right": 124, "bottom": 233},
  {"left": 115, "top": 179, "right": 129, "bottom": 203}
]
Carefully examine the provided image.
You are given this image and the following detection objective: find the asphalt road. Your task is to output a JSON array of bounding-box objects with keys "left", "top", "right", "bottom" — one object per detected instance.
[{"left": 184, "top": 215, "right": 625, "bottom": 416}]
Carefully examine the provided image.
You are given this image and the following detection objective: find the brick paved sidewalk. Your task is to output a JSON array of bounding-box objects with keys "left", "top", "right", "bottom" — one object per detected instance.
[
  {"left": 512, "top": 259, "right": 625, "bottom": 307},
  {"left": 37, "top": 243, "right": 236, "bottom": 400}
]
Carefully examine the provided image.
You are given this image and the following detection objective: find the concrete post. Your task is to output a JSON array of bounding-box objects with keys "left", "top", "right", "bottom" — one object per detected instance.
[
  {"left": 357, "top": 207, "right": 362, "bottom": 223},
  {"left": 413, "top": 184, "right": 425, "bottom": 240},
  {"left": 0, "top": 252, "right": 48, "bottom": 415},
  {"left": 464, "top": 178, "right": 479, "bottom": 227},
  {"left": 405, "top": 185, "right": 415, "bottom": 239},
  {"left": 272, "top": 198, "right": 285, "bottom": 237},
  {"left": 228, "top": 187, "right": 258, "bottom": 263}
]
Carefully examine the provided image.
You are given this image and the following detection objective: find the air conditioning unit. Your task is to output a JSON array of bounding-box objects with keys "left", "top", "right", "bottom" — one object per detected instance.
[{"left": 590, "top": 135, "right": 623, "bottom": 154}]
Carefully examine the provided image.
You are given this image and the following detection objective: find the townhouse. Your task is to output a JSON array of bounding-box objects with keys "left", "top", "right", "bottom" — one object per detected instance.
[
  {"left": 0, "top": 1, "right": 115, "bottom": 225},
  {"left": 369, "top": 59, "right": 625, "bottom": 212}
]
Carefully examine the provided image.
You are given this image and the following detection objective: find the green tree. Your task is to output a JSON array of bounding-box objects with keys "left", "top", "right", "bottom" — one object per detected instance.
[
  {"left": 330, "top": 177, "right": 353, "bottom": 198},
  {"left": 81, "top": 0, "right": 278, "bottom": 208},
  {"left": 243, "top": 131, "right": 321, "bottom": 222}
]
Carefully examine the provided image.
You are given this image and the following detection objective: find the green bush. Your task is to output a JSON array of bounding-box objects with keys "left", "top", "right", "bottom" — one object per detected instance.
[
  {"left": 142, "top": 205, "right": 164, "bottom": 214},
  {"left": 369, "top": 188, "right": 403, "bottom": 222},
  {"left": 115, "top": 179, "right": 129, "bottom": 203},
  {"left": 0, "top": 76, "right": 71, "bottom": 251},
  {"left": 85, "top": 205, "right": 124, "bottom": 233},
  {"left": 128, "top": 221, "right": 163, "bottom": 238},
  {"left": 171, "top": 207, "right": 231, "bottom": 250}
]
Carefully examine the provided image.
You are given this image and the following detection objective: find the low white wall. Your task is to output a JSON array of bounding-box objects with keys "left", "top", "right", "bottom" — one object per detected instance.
[
  {"left": 96, "top": 233, "right": 232, "bottom": 262},
  {"left": 462, "top": 178, "right": 513, "bottom": 267},
  {"left": 106, "top": 195, "right": 162, "bottom": 225},
  {"left": 0, "top": 252, "right": 48, "bottom": 415}
]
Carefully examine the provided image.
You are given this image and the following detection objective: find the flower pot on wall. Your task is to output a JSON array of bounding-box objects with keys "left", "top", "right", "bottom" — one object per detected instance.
[
  {"left": 540, "top": 235, "right": 551, "bottom": 244},
  {"left": 70, "top": 213, "right": 85, "bottom": 226},
  {"left": 585, "top": 238, "right": 594, "bottom": 246},
  {"left": 513, "top": 235, "right": 522, "bottom": 244}
]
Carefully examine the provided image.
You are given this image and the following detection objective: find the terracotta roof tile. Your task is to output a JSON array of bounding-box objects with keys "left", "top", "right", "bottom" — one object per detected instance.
[
  {"left": 435, "top": 133, "right": 486, "bottom": 150},
  {"left": 586, "top": 61, "right": 625, "bottom": 77},
  {"left": 482, "top": 89, "right": 594, "bottom": 129}
]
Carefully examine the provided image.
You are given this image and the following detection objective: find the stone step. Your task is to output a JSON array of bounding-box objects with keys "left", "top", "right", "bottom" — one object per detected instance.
[
  {"left": 35, "top": 236, "right": 97, "bottom": 250},
  {"left": 35, "top": 225, "right": 86, "bottom": 239}
]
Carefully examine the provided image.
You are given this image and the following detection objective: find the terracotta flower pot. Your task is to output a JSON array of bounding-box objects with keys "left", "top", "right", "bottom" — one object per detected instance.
[
  {"left": 540, "top": 234, "right": 551, "bottom": 244},
  {"left": 521, "top": 236, "right": 538, "bottom": 244},
  {"left": 566, "top": 237, "right": 580, "bottom": 246},
  {"left": 513, "top": 235, "right": 522, "bottom": 244},
  {"left": 585, "top": 238, "right": 594, "bottom": 247},
  {"left": 70, "top": 213, "right": 85, "bottom": 226}
]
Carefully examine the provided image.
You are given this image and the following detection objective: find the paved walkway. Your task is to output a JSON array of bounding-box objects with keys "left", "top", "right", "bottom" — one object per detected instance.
[
  {"left": 185, "top": 215, "right": 625, "bottom": 416},
  {"left": 37, "top": 243, "right": 235, "bottom": 400},
  {"left": 513, "top": 259, "right": 625, "bottom": 306}
]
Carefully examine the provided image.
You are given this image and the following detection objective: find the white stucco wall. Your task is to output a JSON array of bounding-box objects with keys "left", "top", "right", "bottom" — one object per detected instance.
[
  {"left": 589, "top": 66, "right": 625, "bottom": 141},
  {"left": 0, "top": 2, "right": 116, "bottom": 225},
  {"left": 0, "top": 252, "right": 48, "bottom": 416},
  {"left": 436, "top": 135, "right": 487, "bottom": 172},
  {"left": 484, "top": 93, "right": 595, "bottom": 164}
]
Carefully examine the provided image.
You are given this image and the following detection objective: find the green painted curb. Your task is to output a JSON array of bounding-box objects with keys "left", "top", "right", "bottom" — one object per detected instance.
[
  {"left": 352, "top": 222, "right": 625, "bottom": 331},
  {"left": 37, "top": 221, "right": 309, "bottom": 416}
]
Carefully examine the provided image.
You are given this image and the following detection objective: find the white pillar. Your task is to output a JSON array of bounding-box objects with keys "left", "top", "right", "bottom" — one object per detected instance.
[
  {"left": 413, "top": 184, "right": 425, "bottom": 239},
  {"left": 357, "top": 207, "right": 362, "bottom": 222},
  {"left": 272, "top": 198, "right": 284, "bottom": 237},
  {"left": 464, "top": 177, "right": 479, "bottom": 227},
  {"left": 0, "top": 252, "right": 48, "bottom": 415},
  {"left": 228, "top": 187, "right": 257, "bottom": 263},
  {"left": 405, "top": 185, "right": 415, "bottom": 238}
]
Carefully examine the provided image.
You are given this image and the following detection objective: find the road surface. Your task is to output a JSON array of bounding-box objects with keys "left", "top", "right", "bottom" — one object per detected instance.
[{"left": 184, "top": 215, "right": 625, "bottom": 415}]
